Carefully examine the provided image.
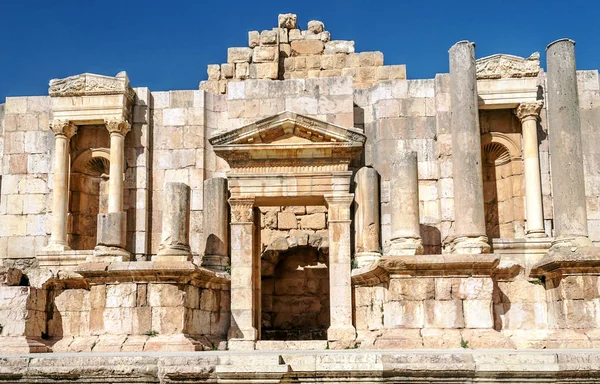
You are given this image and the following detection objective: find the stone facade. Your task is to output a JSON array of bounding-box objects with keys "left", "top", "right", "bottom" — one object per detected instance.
[{"left": 1, "top": 13, "right": 600, "bottom": 382}]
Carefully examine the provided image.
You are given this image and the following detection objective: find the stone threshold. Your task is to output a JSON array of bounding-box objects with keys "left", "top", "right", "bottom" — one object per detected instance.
[{"left": 1, "top": 349, "right": 599, "bottom": 383}]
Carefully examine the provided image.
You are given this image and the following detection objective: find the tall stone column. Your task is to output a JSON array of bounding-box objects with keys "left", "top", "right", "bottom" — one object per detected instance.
[
  {"left": 388, "top": 152, "right": 423, "bottom": 255},
  {"left": 448, "top": 40, "right": 490, "bottom": 254},
  {"left": 155, "top": 182, "right": 192, "bottom": 262},
  {"left": 92, "top": 119, "right": 131, "bottom": 261},
  {"left": 106, "top": 119, "right": 131, "bottom": 213},
  {"left": 354, "top": 167, "right": 381, "bottom": 267},
  {"left": 325, "top": 194, "right": 356, "bottom": 347},
  {"left": 546, "top": 39, "right": 592, "bottom": 248},
  {"left": 228, "top": 197, "right": 258, "bottom": 350},
  {"left": 46, "top": 120, "right": 77, "bottom": 251},
  {"left": 515, "top": 102, "right": 546, "bottom": 238},
  {"left": 202, "top": 177, "right": 229, "bottom": 270}
]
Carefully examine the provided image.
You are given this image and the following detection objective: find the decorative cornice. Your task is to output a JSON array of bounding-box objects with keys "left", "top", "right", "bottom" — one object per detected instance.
[
  {"left": 105, "top": 119, "right": 131, "bottom": 136},
  {"left": 476, "top": 52, "right": 540, "bottom": 80},
  {"left": 515, "top": 101, "right": 544, "bottom": 121},
  {"left": 50, "top": 120, "right": 77, "bottom": 139},
  {"left": 49, "top": 72, "right": 135, "bottom": 101}
]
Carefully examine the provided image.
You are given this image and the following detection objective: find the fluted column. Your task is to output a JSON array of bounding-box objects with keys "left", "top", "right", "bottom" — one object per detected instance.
[
  {"left": 354, "top": 167, "right": 381, "bottom": 267},
  {"left": 515, "top": 102, "right": 546, "bottom": 238},
  {"left": 228, "top": 197, "right": 258, "bottom": 349},
  {"left": 448, "top": 40, "right": 490, "bottom": 254},
  {"left": 325, "top": 194, "right": 356, "bottom": 347},
  {"left": 46, "top": 120, "right": 77, "bottom": 251},
  {"left": 105, "top": 119, "right": 131, "bottom": 213},
  {"left": 388, "top": 151, "right": 423, "bottom": 255},
  {"left": 546, "top": 38, "right": 592, "bottom": 248}
]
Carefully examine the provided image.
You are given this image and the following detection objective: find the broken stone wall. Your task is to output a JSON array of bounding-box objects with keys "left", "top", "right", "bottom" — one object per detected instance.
[
  {"left": 0, "top": 96, "right": 53, "bottom": 260},
  {"left": 578, "top": 70, "right": 600, "bottom": 245}
]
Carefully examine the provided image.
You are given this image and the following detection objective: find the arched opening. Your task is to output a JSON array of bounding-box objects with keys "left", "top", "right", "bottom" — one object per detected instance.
[
  {"left": 260, "top": 238, "right": 330, "bottom": 341},
  {"left": 482, "top": 141, "right": 522, "bottom": 239},
  {"left": 69, "top": 126, "right": 111, "bottom": 250}
]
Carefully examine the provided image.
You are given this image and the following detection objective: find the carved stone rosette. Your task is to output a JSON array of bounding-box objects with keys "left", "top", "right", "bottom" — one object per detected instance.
[
  {"left": 229, "top": 197, "right": 255, "bottom": 223},
  {"left": 515, "top": 101, "right": 543, "bottom": 122},
  {"left": 105, "top": 119, "right": 131, "bottom": 136},
  {"left": 50, "top": 120, "right": 77, "bottom": 139}
]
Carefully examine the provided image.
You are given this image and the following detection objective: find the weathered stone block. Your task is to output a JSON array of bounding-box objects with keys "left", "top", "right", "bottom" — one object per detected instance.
[
  {"left": 299, "top": 213, "right": 326, "bottom": 230},
  {"left": 463, "top": 300, "right": 493, "bottom": 328},
  {"left": 383, "top": 301, "right": 424, "bottom": 328},
  {"left": 389, "top": 278, "right": 435, "bottom": 301},
  {"left": 260, "top": 30, "right": 277, "bottom": 45},
  {"left": 291, "top": 40, "right": 324, "bottom": 56},
  {"left": 227, "top": 47, "right": 253, "bottom": 63},
  {"left": 424, "top": 300, "right": 464, "bottom": 328},
  {"left": 248, "top": 31, "right": 259, "bottom": 48},
  {"left": 96, "top": 212, "right": 127, "bottom": 248}
]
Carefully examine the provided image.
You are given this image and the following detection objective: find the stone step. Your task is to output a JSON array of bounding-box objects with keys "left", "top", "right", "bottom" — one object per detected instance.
[
  {"left": 255, "top": 340, "right": 328, "bottom": 350},
  {"left": 218, "top": 354, "right": 284, "bottom": 366}
]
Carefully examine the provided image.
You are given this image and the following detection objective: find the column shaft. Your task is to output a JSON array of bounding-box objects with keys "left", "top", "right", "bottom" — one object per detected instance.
[
  {"left": 48, "top": 121, "right": 77, "bottom": 250},
  {"left": 228, "top": 198, "right": 258, "bottom": 348},
  {"left": 325, "top": 194, "right": 356, "bottom": 347},
  {"left": 546, "top": 38, "right": 591, "bottom": 247},
  {"left": 155, "top": 182, "right": 192, "bottom": 261},
  {"left": 389, "top": 151, "right": 423, "bottom": 255},
  {"left": 516, "top": 102, "right": 546, "bottom": 237},
  {"left": 448, "top": 40, "right": 490, "bottom": 254},
  {"left": 108, "top": 132, "right": 125, "bottom": 213},
  {"left": 202, "top": 177, "right": 230, "bottom": 270},
  {"left": 354, "top": 167, "right": 381, "bottom": 267}
]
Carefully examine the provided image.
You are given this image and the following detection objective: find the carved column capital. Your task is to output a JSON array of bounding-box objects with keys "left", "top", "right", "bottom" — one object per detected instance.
[
  {"left": 105, "top": 119, "right": 131, "bottom": 136},
  {"left": 228, "top": 197, "right": 255, "bottom": 224},
  {"left": 50, "top": 120, "right": 77, "bottom": 139},
  {"left": 515, "top": 101, "right": 543, "bottom": 122},
  {"left": 324, "top": 193, "right": 354, "bottom": 221}
]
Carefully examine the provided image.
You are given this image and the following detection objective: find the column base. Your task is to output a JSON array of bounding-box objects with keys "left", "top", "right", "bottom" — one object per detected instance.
[
  {"left": 0, "top": 337, "right": 50, "bottom": 354},
  {"left": 228, "top": 325, "right": 258, "bottom": 343},
  {"left": 450, "top": 236, "right": 491, "bottom": 254},
  {"left": 388, "top": 237, "right": 424, "bottom": 256},
  {"left": 201, "top": 254, "right": 231, "bottom": 271},
  {"left": 354, "top": 251, "right": 382, "bottom": 268},
  {"left": 227, "top": 340, "right": 256, "bottom": 351},
  {"left": 43, "top": 242, "right": 72, "bottom": 252},
  {"left": 89, "top": 246, "right": 131, "bottom": 262},
  {"left": 526, "top": 229, "right": 548, "bottom": 238},
  {"left": 551, "top": 236, "right": 593, "bottom": 249},
  {"left": 327, "top": 324, "right": 356, "bottom": 348},
  {"left": 153, "top": 247, "right": 192, "bottom": 262}
]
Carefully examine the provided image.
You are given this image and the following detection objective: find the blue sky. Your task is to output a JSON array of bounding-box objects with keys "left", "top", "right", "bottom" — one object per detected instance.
[{"left": 1, "top": 0, "right": 598, "bottom": 101}]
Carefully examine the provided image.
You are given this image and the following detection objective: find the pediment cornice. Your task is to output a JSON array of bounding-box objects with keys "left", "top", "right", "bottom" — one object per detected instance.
[
  {"left": 49, "top": 71, "right": 135, "bottom": 101},
  {"left": 476, "top": 52, "right": 540, "bottom": 80}
]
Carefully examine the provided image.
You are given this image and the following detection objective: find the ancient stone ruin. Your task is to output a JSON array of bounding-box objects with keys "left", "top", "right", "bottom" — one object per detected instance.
[{"left": 1, "top": 13, "right": 600, "bottom": 383}]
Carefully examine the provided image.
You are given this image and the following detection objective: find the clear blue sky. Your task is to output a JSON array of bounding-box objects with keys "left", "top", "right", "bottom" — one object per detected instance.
[{"left": 1, "top": 0, "right": 598, "bottom": 101}]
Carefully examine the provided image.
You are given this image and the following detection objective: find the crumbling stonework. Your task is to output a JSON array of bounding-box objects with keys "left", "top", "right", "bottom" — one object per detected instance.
[{"left": 1, "top": 13, "right": 600, "bottom": 382}]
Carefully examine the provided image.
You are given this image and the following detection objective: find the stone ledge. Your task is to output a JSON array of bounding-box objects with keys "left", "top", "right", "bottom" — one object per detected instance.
[
  {"left": 530, "top": 246, "right": 600, "bottom": 277},
  {"left": 380, "top": 254, "right": 500, "bottom": 277},
  {"left": 1, "top": 350, "right": 600, "bottom": 382}
]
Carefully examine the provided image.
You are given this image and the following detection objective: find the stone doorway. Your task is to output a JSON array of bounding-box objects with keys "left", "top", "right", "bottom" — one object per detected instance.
[{"left": 261, "top": 235, "right": 330, "bottom": 340}]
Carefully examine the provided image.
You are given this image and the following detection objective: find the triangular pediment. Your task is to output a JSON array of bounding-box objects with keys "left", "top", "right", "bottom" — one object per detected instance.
[
  {"left": 209, "top": 111, "right": 365, "bottom": 146},
  {"left": 476, "top": 52, "right": 540, "bottom": 80}
]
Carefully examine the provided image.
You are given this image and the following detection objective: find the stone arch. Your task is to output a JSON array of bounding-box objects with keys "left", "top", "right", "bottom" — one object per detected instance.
[
  {"left": 482, "top": 139, "right": 524, "bottom": 240},
  {"left": 69, "top": 148, "right": 111, "bottom": 250},
  {"left": 260, "top": 234, "right": 330, "bottom": 341}
]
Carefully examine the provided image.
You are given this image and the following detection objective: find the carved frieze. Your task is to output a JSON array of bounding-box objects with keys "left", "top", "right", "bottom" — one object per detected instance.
[
  {"left": 476, "top": 52, "right": 540, "bottom": 80},
  {"left": 49, "top": 72, "right": 135, "bottom": 101}
]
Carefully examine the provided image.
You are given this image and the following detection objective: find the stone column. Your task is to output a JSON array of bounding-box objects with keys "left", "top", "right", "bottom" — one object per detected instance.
[
  {"left": 515, "top": 102, "right": 546, "bottom": 238},
  {"left": 324, "top": 194, "right": 356, "bottom": 347},
  {"left": 92, "top": 119, "right": 131, "bottom": 261},
  {"left": 105, "top": 119, "right": 131, "bottom": 213},
  {"left": 202, "top": 177, "right": 229, "bottom": 270},
  {"left": 448, "top": 40, "right": 490, "bottom": 254},
  {"left": 46, "top": 120, "right": 77, "bottom": 251},
  {"left": 354, "top": 167, "right": 381, "bottom": 267},
  {"left": 228, "top": 197, "right": 258, "bottom": 350},
  {"left": 546, "top": 39, "right": 592, "bottom": 248},
  {"left": 155, "top": 182, "right": 192, "bottom": 262},
  {"left": 388, "top": 152, "right": 423, "bottom": 255}
]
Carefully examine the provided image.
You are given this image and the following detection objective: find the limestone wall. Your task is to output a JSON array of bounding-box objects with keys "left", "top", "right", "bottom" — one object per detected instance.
[
  {"left": 578, "top": 70, "right": 600, "bottom": 245},
  {"left": 0, "top": 97, "right": 53, "bottom": 259}
]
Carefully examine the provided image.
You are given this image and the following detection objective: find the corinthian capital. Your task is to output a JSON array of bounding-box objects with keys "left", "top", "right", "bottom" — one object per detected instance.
[
  {"left": 50, "top": 120, "right": 77, "bottom": 139},
  {"left": 105, "top": 119, "right": 131, "bottom": 136},
  {"left": 228, "top": 197, "right": 255, "bottom": 223},
  {"left": 515, "top": 101, "right": 543, "bottom": 121}
]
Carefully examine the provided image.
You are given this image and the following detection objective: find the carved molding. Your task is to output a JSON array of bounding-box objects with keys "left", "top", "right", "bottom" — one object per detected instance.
[
  {"left": 49, "top": 72, "right": 135, "bottom": 101},
  {"left": 476, "top": 52, "right": 540, "bottom": 80},
  {"left": 49, "top": 120, "right": 77, "bottom": 139},
  {"left": 515, "top": 101, "right": 544, "bottom": 121},
  {"left": 229, "top": 197, "right": 255, "bottom": 223},
  {"left": 105, "top": 119, "right": 131, "bottom": 136}
]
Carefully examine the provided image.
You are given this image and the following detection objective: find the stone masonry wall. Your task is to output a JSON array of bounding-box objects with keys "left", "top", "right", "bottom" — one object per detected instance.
[
  {"left": 0, "top": 97, "right": 53, "bottom": 260},
  {"left": 199, "top": 14, "right": 406, "bottom": 95}
]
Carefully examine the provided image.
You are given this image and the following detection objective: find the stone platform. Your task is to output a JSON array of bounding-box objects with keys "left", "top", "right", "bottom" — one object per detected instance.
[{"left": 1, "top": 349, "right": 599, "bottom": 383}]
